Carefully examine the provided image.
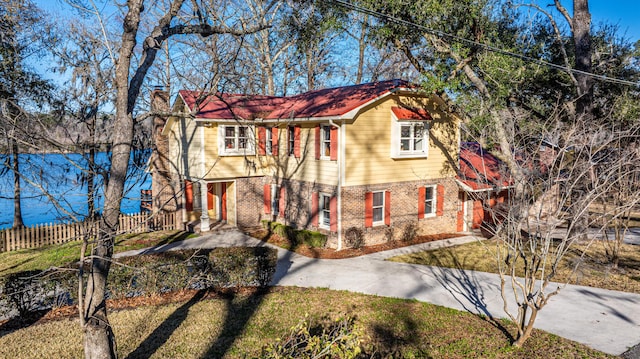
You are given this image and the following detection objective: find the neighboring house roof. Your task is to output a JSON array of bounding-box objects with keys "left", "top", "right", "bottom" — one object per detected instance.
[
  {"left": 178, "top": 79, "right": 420, "bottom": 121},
  {"left": 458, "top": 142, "right": 511, "bottom": 192}
]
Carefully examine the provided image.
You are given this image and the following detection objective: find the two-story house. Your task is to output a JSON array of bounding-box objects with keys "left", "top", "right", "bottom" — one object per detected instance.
[{"left": 157, "top": 79, "right": 464, "bottom": 248}]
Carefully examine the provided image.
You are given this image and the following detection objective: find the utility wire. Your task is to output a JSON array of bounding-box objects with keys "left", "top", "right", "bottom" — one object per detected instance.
[{"left": 331, "top": 0, "right": 640, "bottom": 87}]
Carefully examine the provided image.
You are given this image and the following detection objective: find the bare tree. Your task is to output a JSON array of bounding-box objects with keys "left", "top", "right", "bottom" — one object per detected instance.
[{"left": 52, "top": 1, "right": 269, "bottom": 357}]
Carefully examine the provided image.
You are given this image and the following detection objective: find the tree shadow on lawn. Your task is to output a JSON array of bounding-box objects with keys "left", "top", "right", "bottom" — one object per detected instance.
[{"left": 125, "top": 289, "right": 209, "bottom": 359}]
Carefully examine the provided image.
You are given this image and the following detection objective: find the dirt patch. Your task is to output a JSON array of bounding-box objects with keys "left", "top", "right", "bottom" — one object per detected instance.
[{"left": 251, "top": 228, "right": 464, "bottom": 259}]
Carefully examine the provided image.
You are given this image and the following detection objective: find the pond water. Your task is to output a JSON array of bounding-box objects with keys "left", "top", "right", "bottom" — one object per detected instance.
[{"left": 0, "top": 151, "right": 151, "bottom": 229}]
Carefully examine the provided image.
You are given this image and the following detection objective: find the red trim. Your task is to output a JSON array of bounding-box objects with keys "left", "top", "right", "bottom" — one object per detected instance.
[
  {"left": 457, "top": 191, "right": 464, "bottom": 231},
  {"left": 258, "top": 127, "right": 266, "bottom": 155},
  {"left": 207, "top": 183, "right": 214, "bottom": 211},
  {"left": 315, "top": 125, "right": 321, "bottom": 160},
  {"left": 365, "top": 192, "right": 373, "bottom": 228},
  {"left": 436, "top": 184, "right": 445, "bottom": 216},
  {"left": 311, "top": 192, "right": 319, "bottom": 226},
  {"left": 263, "top": 184, "right": 271, "bottom": 214},
  {"left": 330, "top": 126, "right": 338, "bottom": 161},
  {"left": 330, "top": 195, "right": 337, "bottom": 231},
  {"left": 293, "top": 126, "right": 301, "bottom": 158},
  {"left": 185, "top": 180, "right": 193, "bottom": 212},
  {"left": 384, "top": 191, "right": 391, "bottom": 226},
  {"left": 279, "top": 186, "right": 286, "bottom": 218},
  {"left": 221, "top": 183, "right": 227, "bottom": 221},
  {"left": 418, "top": 187, "right": 426, "bottom": 219},
  {"left": 271, "top": 127, "right": 279, "bottom": 155}
]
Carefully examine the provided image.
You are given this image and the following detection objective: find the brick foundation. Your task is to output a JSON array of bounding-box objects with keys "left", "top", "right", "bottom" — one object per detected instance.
[{"left": 250, "top": 176, "right": 459, "bottom": 249}]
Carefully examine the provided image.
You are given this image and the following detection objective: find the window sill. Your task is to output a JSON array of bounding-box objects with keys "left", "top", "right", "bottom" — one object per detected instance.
[
  {"left": 391, "top": 153, "right": 428, "bottom": 159},
  {"left": 219, "top": 151, "right": 255, "bottom": 156},
  {"left": 422, "top": 213, "right": 436, "bottom": 219}
]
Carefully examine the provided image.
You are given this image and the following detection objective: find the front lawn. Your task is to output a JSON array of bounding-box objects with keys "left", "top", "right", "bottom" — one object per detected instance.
[
  {"left": 0, "top": 287, "right": 611, "bottom": 358},
  {"left": 389, "top": 238, "right": 640, "bottom": 293},
  {"left": 0, "top": 230, "right": 194, "bottom": 276}
]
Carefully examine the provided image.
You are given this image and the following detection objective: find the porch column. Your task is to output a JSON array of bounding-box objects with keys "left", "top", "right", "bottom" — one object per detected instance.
[{"left": 199, "top": 180, "right": 210, "bottom": 232}]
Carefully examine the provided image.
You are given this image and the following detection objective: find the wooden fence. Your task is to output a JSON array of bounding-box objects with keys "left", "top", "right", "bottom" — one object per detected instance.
[{"left": 0, "top": 212, "right": 177, "bottom": 253}]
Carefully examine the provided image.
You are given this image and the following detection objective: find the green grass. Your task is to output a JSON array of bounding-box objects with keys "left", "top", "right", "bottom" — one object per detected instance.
[
  {"left": 0, "top": 230, "right": 195, "bottom": 276},
  {"left": 0, "top": 287, "right": 612, "bottom": 359},
  {"left": 389, "top": 238, "right": 640, "bottom": 294}
]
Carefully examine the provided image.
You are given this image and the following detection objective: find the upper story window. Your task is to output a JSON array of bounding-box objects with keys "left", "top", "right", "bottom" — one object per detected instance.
[
  {"left": 390, "top": 107, "right": 430, "bottom": 159},
  {"left": 288, "top": 125, "right": 301, "bottom": 158},
  {"left": 321, "top": 125, "right": 331, "bottom": 159},
  {"left": 315, "top": 124, "right": 337, "bottom": 161},
  {"left": 220, "top": 125, "right": 255, "bottom": 156},
  {"left": 265, "top": 128, "right": 273, "bottom": 155}
]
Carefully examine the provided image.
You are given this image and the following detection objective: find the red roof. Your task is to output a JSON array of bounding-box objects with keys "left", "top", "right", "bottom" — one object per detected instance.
[
  {"left": 391, "top": 106, "right": 432, "bottom": 121},
  {"left": 458, "top": 142, "right": 511, "bottom": 191},
  {"left": 179, "top": 79, "right": 416, "bottom": 120}
]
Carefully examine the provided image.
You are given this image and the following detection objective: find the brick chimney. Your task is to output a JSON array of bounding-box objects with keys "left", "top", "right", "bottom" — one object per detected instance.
[{"left": 150, "top": 88, "right": 179, "bottom": 216}]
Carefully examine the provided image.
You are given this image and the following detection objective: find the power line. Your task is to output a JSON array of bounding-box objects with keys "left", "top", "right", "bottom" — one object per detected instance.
[{"left": 331, "top": 0, "right": 640, "bottom": 87}]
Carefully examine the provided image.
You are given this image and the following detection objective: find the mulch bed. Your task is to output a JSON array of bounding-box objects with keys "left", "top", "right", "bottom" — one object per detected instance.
[{"left": 261, "top": 232, "right": 464, "bottom": 259}]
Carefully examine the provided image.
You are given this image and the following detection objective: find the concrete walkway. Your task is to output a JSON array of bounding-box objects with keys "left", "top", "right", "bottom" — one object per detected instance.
[{"left": 118, "top": 229, "right": 640, "bottom": 356}]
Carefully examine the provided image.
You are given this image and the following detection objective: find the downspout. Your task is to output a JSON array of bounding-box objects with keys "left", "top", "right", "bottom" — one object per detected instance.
[{"left": 329, "top": 119, "right": 343, "bottom": 250}]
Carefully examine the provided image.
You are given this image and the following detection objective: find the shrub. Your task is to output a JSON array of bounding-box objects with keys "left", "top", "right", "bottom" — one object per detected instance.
[
  {"left": 345, "top": 227, "right": 365, "bottom": 249},
  {"left": 262, "top": 221, "right": 327, "bottom": 248},
  {"left": 0, "top": 269, "right": 76, "bottom": 318},
  {"left": 0, "top": 247, "right": 278, "bottom": 318},
  {"left": 262, "top": 315, "right": 363, "bottom": 359},
  {"left": 384, "top": 227, "right": 395, "bottom": 243},
  {"left": 400, "top": 223, "right": 418, "bottom": 242}
]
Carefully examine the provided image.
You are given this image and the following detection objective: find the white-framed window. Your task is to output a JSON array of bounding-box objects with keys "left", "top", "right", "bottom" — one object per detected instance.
[
  {"left": 321, "top": 125, "right": 331, "bottom": 159},
  {"left": 391, "top": 117, "right": 428, "bottom": 159},
  {"left": 288, "top": 126, "right": 295, "bottom": 156},
  {"left": 372, "top": 191, "right": 385, "bottom": 225},
  {"left": 265, "top": 127, "right": 273, "bottom": 155},
  {"left": 424, "top": 185, "right": 436, "bottom": 217},
  {"left": 220, "top": 125, "right": 254, "bottom": 155},
  {"left": 319, "top": 193, "right": 331, "bottom": 228}
]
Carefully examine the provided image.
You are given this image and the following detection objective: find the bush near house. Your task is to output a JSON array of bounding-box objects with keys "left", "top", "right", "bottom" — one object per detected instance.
[
  {"left": 0, "top": 247, "right": 277, "bottom": 320},
  {"left": 262, "top": 221, "right": 328, "bottom": 248}
]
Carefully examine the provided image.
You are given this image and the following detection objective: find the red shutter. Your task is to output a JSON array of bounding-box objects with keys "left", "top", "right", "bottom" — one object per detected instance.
[
  {"left": 418, "top": 187, "right": 426, "bottom": 219},
  {"left": 365, "top": 192, "right": 373, "bottom": 228},
  {"left": 294, "top": 126, "right": 301, "bottom": 158},
  {"left": 272, "top": 127, "right": 279, "bottom": 156},
  {"left": 314, "top": 125, "right": 321, "bottom": 160},
  {"left": 330, "top": 126, "right": 338, "bottom": 161},
  {"left": 279, "top": 186, "right": 286, "bottom": 218},
  {"left": 221, "top": 183, "right": 227, "bottom": 221},
  {"left": 436, "top": 184, "right": 445, "bottom": 216},
  {"left": 207, "top": 183, "right": 214, "bottom": 210},
  {"left": 263, "top": 184, "right": 271, "bottom": 214},
  {"left": 384, "top": 191, "right": 391, "bottom": 226},
  {"left": 185, "top": 180, "right": 193, "bottom": 212},
  {"left": 311, "top": 192, "right": 319, "bottom": 226},
  {"left": 258, "top": 127, "right": 266, "bottom": 155},
  {"left": 330, "top": 195, "right": 337, "bottom": 232}
]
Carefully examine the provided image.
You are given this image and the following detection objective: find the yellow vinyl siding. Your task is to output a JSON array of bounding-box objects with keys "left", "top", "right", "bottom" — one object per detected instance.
[
  {"left": 167, "top": 112, "right": 201, "bottom": 179},
  {"left": 279, "top": 125, "right": 339, "bottom": 186},
  {"left": 344, "top": 95, "right": 459, "bottom": 186}
]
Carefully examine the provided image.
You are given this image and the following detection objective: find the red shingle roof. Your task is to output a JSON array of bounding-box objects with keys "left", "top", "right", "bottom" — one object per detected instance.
[
  {"left": 179, "top": 79, "right": 416, "bottom": 120},
  {"left": 458, "top": 142, "right": 511, "bottom": 191},
  {"left": 391, "top": 106, "right": 432, "bottom": 121}
]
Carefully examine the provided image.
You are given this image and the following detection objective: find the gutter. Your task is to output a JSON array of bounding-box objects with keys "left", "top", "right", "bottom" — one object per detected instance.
[{"left": 329, "top": 119, "right": 343, "bottom": 250}]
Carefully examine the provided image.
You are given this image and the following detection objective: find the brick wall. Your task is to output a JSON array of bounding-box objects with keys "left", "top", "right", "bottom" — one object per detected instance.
[
  {"left": 235, "top": 176, "right": 264, "bottom": 229},
  {"left": 341, "top": 177, "right": 459, "bottom": 246}
]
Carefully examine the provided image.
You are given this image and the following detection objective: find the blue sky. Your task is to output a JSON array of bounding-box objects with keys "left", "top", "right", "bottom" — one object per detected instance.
[{"left": 37, "top": 0, "right": 640, "bottom": 42}]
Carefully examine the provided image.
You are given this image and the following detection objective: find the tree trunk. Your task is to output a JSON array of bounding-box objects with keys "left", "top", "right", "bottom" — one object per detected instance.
[
  {"left": 11, "top": 139, "right": 23, "bottom": 228},
  {"left": 572, "top": 0, "right": 593, "bottom": 120}
]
